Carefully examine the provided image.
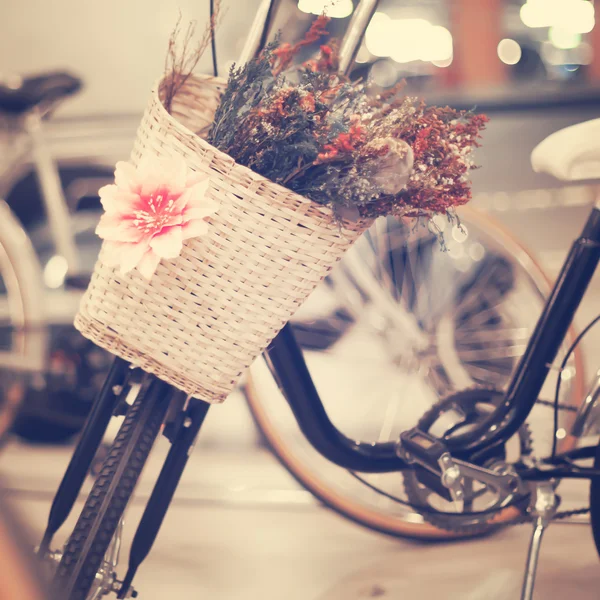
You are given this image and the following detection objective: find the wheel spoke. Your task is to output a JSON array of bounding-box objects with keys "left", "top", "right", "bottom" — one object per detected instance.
[
  {"left": 454, "top": 344, "right": 528, "bottom": 361},
  {"left": 453, "top": 327, "right": 530, "bottom": 342},
  {"left": 463, "top": 364, "right": 512, "bottom": 385}
]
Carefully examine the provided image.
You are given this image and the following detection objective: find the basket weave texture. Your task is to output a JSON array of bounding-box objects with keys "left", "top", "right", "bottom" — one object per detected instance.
[{"left": 75, "top": 75, "right": 371, "bottom": 402}]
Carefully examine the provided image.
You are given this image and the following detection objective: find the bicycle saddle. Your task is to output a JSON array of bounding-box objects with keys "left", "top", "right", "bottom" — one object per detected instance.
[
  {"left": 0, "top": 71, "right": 81, "bottom": 115},
  {"left": 531, "top": 118, "right": 600, "bottom": 181}
]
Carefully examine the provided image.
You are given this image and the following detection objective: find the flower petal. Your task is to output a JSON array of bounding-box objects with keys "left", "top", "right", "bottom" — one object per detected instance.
[
  {"left": 95, "top": 213, "right": 123, "bottom": 239},
  {"left": 138, "top": 155, "right": 188, "bottom": 196},
  {"left": 96, "top": 214, "right": 146, "bottom": 243},
  {"left": 114, "top": 162, "right": 139, "bottom": 192},
  {"left": 185, "top": 168, "right": 208, "bottom": 187},
  {"left": 99, "top": 185, "right": 142, "bottom": 214},
  {"left": 181, "top": 219, "right": 209, "bottom": 240},
  {"left": 184, "top": 198, "right": 220, "bottom": 220},
  {"left": 179, "top": 179, "right": 211, "bottom": 209},
  {"left": 98, "top": 184, "right": 120, "bottom": 212},
  {"left": 119, "top": 241, "right": 151, "bottom": 273},
  {"left": 102, "top": 241, "right": 129, "bottom": 265},
  {"left": 164, "top": 213, "right": 184, "bottom": 228},
  {"left": 137, "top": 250, "right": 161, "bottom": 280},
  {"left": 149, "top": 226, "right": 183, "bottom": 259}
]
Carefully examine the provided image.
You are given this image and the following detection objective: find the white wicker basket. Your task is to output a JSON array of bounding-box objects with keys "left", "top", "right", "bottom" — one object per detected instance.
[{"left": 75, "top": 75, "right": 372, "bottom": 402}]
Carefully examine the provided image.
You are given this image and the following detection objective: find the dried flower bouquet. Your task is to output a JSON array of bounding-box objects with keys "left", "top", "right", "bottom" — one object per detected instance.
[{"left": 207, "top": 16, "right": 488, "bottom": 223}]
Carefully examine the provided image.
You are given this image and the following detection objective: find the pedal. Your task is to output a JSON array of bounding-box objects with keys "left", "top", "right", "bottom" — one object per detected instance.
[
  {"left": 398, "top": 428, "right": 449, "bottom": 471},
  {"left": 397, "top": 428, "right": 465, "bottom": 503}
]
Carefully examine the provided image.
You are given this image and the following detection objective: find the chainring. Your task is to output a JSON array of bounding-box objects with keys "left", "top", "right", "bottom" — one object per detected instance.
[{"left": 403, "top": 387, "right": 532, "bottom": 534}]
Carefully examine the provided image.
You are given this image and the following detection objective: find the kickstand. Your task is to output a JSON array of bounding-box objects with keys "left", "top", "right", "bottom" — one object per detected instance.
[{"left": 520, "top": 483, "right": 558, "bottom": 600}]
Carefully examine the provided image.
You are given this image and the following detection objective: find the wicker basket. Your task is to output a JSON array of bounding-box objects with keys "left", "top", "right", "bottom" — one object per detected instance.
[{"left": 75, "top": 75, "right": 372, "bottom": 403}]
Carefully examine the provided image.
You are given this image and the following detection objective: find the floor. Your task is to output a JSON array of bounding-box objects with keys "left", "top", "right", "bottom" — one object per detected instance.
[{"left": 1, "top": 431, "right": 599, "bottom": 599}]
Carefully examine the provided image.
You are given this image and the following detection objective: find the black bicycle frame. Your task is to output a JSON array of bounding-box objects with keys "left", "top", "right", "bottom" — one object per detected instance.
[
  {"left": 266, "top": 205, "right": 600, "bottom": 471},
  {"left": 265, "top": 324, "right": 404, "bottom": 472}
]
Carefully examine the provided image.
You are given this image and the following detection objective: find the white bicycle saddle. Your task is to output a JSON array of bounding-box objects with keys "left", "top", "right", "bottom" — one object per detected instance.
[{"left": 531, "top": 118, "right": 600, "bottom": 182}]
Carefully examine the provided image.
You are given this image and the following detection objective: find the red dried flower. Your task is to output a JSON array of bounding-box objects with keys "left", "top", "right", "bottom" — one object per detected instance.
[
  {"left": 271, "top": 15, "right": 331, "bottom": 76},
  {"left": 299, "top": 92, "right": 316, "bottom": 112},
  {"left": 317, "top": 120, "right": 365, "bottom": 162},
  {"left": 317, "top": 146, "right": 338, "bottom": 161},
  {"left": 303, "top": 43, "right": 340, "bottom": 73},
  {"left": 413, "top": 127, "right": 434, "bottom": 159}
]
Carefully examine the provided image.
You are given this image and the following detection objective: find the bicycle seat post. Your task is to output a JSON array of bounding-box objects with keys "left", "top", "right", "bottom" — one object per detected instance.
[{"left": 25, "top": 107, "right": 80, "bottom": 275}]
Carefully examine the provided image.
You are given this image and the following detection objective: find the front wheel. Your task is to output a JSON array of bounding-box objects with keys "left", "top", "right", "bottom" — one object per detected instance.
[{"left": 53, "top": 375, "right": 171, "bottom": 600}]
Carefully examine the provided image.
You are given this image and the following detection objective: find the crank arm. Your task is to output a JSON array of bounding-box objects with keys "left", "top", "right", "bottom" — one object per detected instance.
[
  {"left": 398, "top": 427, "right": 525, "bottom": 502},
  {"left": 453, "top": 459, "right": 525, "bottom": 496}
]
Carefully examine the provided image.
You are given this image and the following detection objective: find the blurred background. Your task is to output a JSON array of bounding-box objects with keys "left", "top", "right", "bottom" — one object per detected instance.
[
  {"left": 2, "top": 0, "right": 599, "bottom": 262},
  {"left": 1, "top": 1, "right": 600, "bottom": 598}
]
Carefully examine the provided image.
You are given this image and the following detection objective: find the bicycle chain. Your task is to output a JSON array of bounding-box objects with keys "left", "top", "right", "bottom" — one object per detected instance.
[
  {"left": 555, "top": 507, "right": 590, "bottom": 520},
  {"left": 501, "top": 504, "right": 590, "bottom": 528}
]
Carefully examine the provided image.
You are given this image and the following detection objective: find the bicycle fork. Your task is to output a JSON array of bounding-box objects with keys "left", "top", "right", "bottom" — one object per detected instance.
[
  {"left": 116, "top": 396, "right": 210, "bottom": 598},
  {"left": 40, "top": 359, "right": 211, "bottom": 598}
]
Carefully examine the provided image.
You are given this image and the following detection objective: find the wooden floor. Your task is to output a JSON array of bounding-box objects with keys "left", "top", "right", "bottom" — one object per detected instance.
[{"left": 1, "top": 441, "right": 599, "bottom": 600}]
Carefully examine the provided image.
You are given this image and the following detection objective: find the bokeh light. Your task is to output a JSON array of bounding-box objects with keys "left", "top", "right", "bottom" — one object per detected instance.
[
  {"left": 520, "top": 0, "right": 594, "bottom": 34},
  {"left": 497, "top": 38, "right": 522, "bottom": 65},
  {"left": 369, "top": 60, "right": 398, "bottom": 87},
  {"left": 549, "top": 27, "right": 583, "bottom": 49},
  {"left": 297, "top": 0, "right": 354, "bottom": 19},
  {"left": 44, "top": 255, "right": 68, "bottom": 289},
  {"left": 365, "top": 13, "right": 453, "bottom": 65},
  {"left": 365, "top": 12, "right": 395, "bottom": 58}
]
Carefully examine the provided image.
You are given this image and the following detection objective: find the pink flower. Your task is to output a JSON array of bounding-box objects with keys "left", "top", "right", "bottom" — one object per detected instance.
[{"left": 96, "top": 155, "right": 219, "bottom": 279}]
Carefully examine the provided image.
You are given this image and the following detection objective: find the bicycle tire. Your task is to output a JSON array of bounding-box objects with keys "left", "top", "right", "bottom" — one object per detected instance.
[
  {"left": 246, "top": 207, "right": 585, "bottom": 540},
  {"left": 53, "top": 376, "right": 170, "bottom": 600}
]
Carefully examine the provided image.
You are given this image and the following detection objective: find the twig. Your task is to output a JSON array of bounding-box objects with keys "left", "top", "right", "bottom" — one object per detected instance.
[{"left": 163, "top": 1, "right": 222, "bottom": 113}]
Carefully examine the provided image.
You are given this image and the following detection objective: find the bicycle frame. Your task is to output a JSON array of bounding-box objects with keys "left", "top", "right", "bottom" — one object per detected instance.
[
  {"left": 1, "top": 104, "right": 82, "bottom": 274},
  {"left": 25, "top": 110, "right": 81, "bottom": 274},
  {"left": 265, "top": 203, "right": 600, "bottom": 472}
]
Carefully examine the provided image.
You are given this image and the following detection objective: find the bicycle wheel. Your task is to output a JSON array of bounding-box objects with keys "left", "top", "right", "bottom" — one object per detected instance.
[
  {"left": 0, "top": 200, "right": 46, "bottom": 444},
  {"left": 246, "top": 207, "right": 584, "bottom": 539},
  {"left": 53, "top": 375, "right": 171, "bottom": 600}
]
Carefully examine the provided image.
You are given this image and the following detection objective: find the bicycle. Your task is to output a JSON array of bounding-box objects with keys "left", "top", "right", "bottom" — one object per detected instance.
[
  {"left": 0, "top": 72, "right": 119, "bottom": 443},
  {"left": 0, "top": 50, "right": 584, "bottom": 545},
  {"left": 0, "top": 4, "right": 591, "bottom": 600}
]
